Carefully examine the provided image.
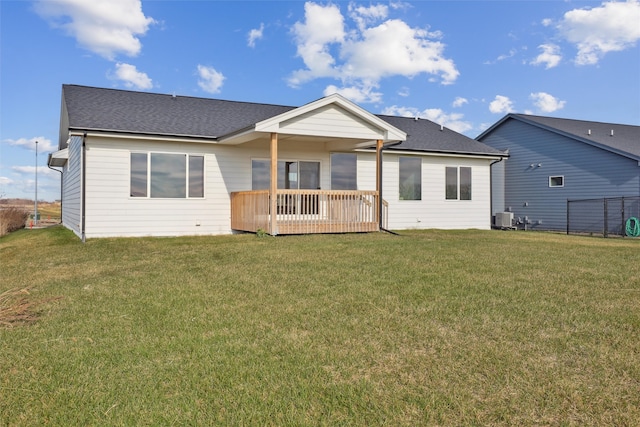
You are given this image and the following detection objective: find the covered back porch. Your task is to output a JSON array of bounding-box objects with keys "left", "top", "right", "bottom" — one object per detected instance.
[{"left": 217, "top": 94, "right": 406, "bottom": 235}]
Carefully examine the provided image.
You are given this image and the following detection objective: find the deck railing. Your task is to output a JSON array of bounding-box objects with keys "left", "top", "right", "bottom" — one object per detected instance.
[{"left": 231, "top": 190, "right": 386, "bottom": 234}]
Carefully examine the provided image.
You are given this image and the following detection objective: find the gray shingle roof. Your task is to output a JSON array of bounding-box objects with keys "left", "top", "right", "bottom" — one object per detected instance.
[
  {"left": 379, "top": 114, "right": 504, "bottom": 156},
  {"left": 62, "top": 84, "right": 295, "bottom": 139},
  {"left": 478, "top": 113, "right": 640, "bottom": 161},
  {"left": 62, "top": 84, "right": 505, "bottom": 157}
]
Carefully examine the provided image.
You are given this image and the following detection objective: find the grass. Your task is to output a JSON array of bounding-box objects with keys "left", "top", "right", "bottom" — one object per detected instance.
[{"left": 1, "top": 227, "right": 639, "bottom": 426}]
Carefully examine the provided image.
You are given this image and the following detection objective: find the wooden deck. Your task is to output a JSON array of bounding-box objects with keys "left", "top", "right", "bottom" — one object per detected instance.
[{"left": 230, "top": 190, "right": 387, "bottom": 235}]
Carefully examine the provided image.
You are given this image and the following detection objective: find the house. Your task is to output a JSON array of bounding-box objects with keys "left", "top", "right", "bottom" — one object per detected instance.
[
  {"left": 48, "top": 84, "right": 506, "bottom": 240},
  {"left": 477, "top": 114, "right": 640, "bottom": 232}
]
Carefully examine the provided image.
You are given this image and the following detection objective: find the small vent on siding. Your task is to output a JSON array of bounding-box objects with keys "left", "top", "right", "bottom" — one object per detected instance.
[
  {"left": 587, "top": 129, "right": 591, "bottom": 135},
  {"left": 610, "top": 129, "right": 614, "bottom": 137}
]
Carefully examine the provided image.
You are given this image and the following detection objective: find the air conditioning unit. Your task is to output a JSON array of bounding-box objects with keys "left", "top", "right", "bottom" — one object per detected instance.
[{"left": 495, "top": 212, "right": 514, "bottom": 228}]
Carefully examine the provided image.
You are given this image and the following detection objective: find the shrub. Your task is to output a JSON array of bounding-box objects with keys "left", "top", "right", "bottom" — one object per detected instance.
[{"left": 0, "top": 207, "right": 30, "bottom": 237}]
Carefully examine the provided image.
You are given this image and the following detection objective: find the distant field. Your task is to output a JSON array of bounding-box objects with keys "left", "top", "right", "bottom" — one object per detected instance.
[
  {"left": 0, "top": 201, "right": 60, "bottom": 235},
  {"left": 1, "top": 227, "right": 639, "bottom": 425}
]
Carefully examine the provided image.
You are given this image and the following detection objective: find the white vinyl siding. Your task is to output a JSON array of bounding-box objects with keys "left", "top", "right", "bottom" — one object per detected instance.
[
  {"left": 74, "top": 134, "right": 493, "bottom": 238},
  {"left": 278, "top": 104, "right": 385, "bottom": 140},
  {"left": 378, "top": 153, "right": 492, "bottom": 230},
  {"left": 61, "top": 135, "right": 82, "bottom": 237},
  {"left": 83, "top": 137, "right": 336, "bottom": 237},
  {"left": 84, "top": 137, "right": 231, "bottom": 237}
]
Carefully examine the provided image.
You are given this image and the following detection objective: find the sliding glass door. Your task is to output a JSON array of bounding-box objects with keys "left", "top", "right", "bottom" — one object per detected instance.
[{"left": 252, "top": 160, "right": 320, "bottom": 214}]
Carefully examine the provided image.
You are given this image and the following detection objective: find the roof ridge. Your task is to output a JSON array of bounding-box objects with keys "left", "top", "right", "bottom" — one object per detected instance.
[
  {"left": 512, "top": 113, "right": 640, "bottom": 128},
  {"left": 63, "top": 84, "right": 297, "bottom": 110}
]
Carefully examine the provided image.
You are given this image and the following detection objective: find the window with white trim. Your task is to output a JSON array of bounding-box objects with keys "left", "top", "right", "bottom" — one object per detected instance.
[
  {"left": 331, "top": 153, "right": 357, "bottom": 190},
  {"left": 445, "top": 166, "right": 472, "bottom": 200},
  {"left": 130, "top": 152, "right": 204, "bottom": 198},
  {"left": 399, "top": 157, "right": 422, "bottom": 200},
  {"left": 549, "top": 176, "right": 564, "bottom": 187}
]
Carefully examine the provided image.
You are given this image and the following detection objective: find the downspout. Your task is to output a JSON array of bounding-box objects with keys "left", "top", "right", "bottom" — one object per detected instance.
[
  {"left": 379, "top": 141, "right": 402, "bottom": 235},
  {"left": 377, "top": 140, "right": 383, "bottom": 231},
  {"left": 489, "top": 156, "right": 505, "bottom": 228},
  {"left": 81, "top": 132, "right": 87, "bottom": 243},
  {"left": 47, "top": 157, "right": 63, "bottom": 224}
]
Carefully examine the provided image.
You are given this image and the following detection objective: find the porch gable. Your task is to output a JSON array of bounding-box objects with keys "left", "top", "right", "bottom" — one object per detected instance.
[{"left": 219, "top": 93, "right": 406, "bottom": 146}]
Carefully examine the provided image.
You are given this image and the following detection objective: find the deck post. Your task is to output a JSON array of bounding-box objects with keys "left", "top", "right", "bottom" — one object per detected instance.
[
  {"left": 376, "top": 139, "right": 383, "bottom": 230},
  {"left": 269, "top": 132, "right": 278, "bottom": 235}
]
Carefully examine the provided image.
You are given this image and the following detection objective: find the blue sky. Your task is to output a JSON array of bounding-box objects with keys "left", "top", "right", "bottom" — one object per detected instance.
[{"left": 1, "top": 0, "right": 639, "bottom": 201}]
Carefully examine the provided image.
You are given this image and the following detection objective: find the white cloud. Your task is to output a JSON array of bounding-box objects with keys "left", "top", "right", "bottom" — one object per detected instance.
[
  {"left": 381, "top": 105, "right": 419, "bottom": 117},
  {"left": 12, "top": 166, "right": 57, "bottom": 177},
  {"left": 323, "top": 84, "right": 383, "bottom": 104},
  {"left": 530, "top": 43, "right": 562, "bottom": 69},
  {"left": 289, "top": 2, "right": 345, "bottom": 86},
  {"left": 248, "top": 23, "right": 265, "bottom": 48},
  {"left": 452, "top": 97, "right": 468, "bottom": 108},
  {"left": 530, "top": 92, "right": 566, "bottom": 112},
  {"left": 5, "top": 166, "right": 60, "bottom": 201},
  {"left": 489, "top": 95, "right": 515, "bottom": 114},
  {"left": 34, "top": 0, "right": 155, "bottom": 60},
  {"left": 349, "top": 3, "right": 388, "bottom": 31},
  {"left": 289, "top": 2, "right": 459, "bottom": 96},
  {"left": 382, "top": 105, "right": 472, "bottom": 133},
  {"left": 341, "top": 19, "right": 457, "bottom": 84},
  {"left": 557, "top": 0, "right": 640, "bottom": 65},
  {"left": 197, "top": 65, "right": 225, "bottom": 94},
  {"left": 112, "top": 63, "right": 153, "bottom": 89},
  {"left": 484, "top": 48, "right": 517, "bottom": 65},
  {"left": 4, "top": 137, "right": 56, "bottom": 153}
]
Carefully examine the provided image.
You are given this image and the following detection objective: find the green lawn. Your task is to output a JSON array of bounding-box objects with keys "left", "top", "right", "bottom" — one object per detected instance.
[{"left": 1, "top": 226, "right": 639, "bottom": 426}]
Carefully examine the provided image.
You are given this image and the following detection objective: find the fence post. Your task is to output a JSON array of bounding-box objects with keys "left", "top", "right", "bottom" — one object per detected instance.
[
  {"left": 566, "top": 199, "right": 570, "bottom": 235},
  {"left": 621, "top": 197, "right": 625, "bottom": 238},
  {"left": 603, "top": 198, "right": 608, "bottom": 238}
]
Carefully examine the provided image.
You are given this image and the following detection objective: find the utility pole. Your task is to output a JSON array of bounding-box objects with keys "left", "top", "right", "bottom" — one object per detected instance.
[{"left": 34, "top": 140, "right": 38, "bottom": 226}]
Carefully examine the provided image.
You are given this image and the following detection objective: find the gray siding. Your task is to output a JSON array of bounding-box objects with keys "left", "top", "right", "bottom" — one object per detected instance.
[
  {"left": 482, "top": 120, "right": 640, "bottom": 231},
  {"left": 61, "top": 135, "right": 82, "bottom": 237}
]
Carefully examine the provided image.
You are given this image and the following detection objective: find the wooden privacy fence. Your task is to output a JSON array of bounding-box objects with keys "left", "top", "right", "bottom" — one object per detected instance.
[{"left": 231, "top": 190, "right": 387, "bottom": 235}]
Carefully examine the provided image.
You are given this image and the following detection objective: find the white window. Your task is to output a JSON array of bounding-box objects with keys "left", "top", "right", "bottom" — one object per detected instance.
[
  {"left": 130, "top": 152, "right": 204, "bottom": 198},
  {"left": 446, "top": 166, "right": 472, "bottom": 200},
  {"left": 549, "top": 176, "right": 564, "bottom": 187},
  {"left": 399, "top": 157, "right": 422, "bottom": 200},
  {"left": 331, "top": 153, "right": 357, "bottom": 190}
]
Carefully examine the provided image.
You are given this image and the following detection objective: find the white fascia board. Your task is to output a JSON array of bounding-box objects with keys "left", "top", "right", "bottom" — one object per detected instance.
[
  {"left": 48, "top": 148, "right": 69, "bottom": 167},
  {"left": 355, "top": 148, "right": 505, "bottom": 161},
  {"left": 70, "top": 130, "right": 219, "bottom": 145}
]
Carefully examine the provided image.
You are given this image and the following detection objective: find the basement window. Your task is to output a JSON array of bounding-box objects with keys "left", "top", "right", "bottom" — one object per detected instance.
[{"left": 549, "top": 176, "right": 564, "bottom": 188}]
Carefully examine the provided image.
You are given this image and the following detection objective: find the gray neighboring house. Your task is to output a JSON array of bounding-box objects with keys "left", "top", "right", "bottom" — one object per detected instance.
[{"left": 477, "top": 114, "right": 640, "bottom": 231}]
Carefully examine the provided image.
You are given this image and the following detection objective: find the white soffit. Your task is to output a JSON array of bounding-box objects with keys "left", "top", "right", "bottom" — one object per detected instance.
[{"left": 48, "top": 148, "right": 69, "bottom": 167}]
